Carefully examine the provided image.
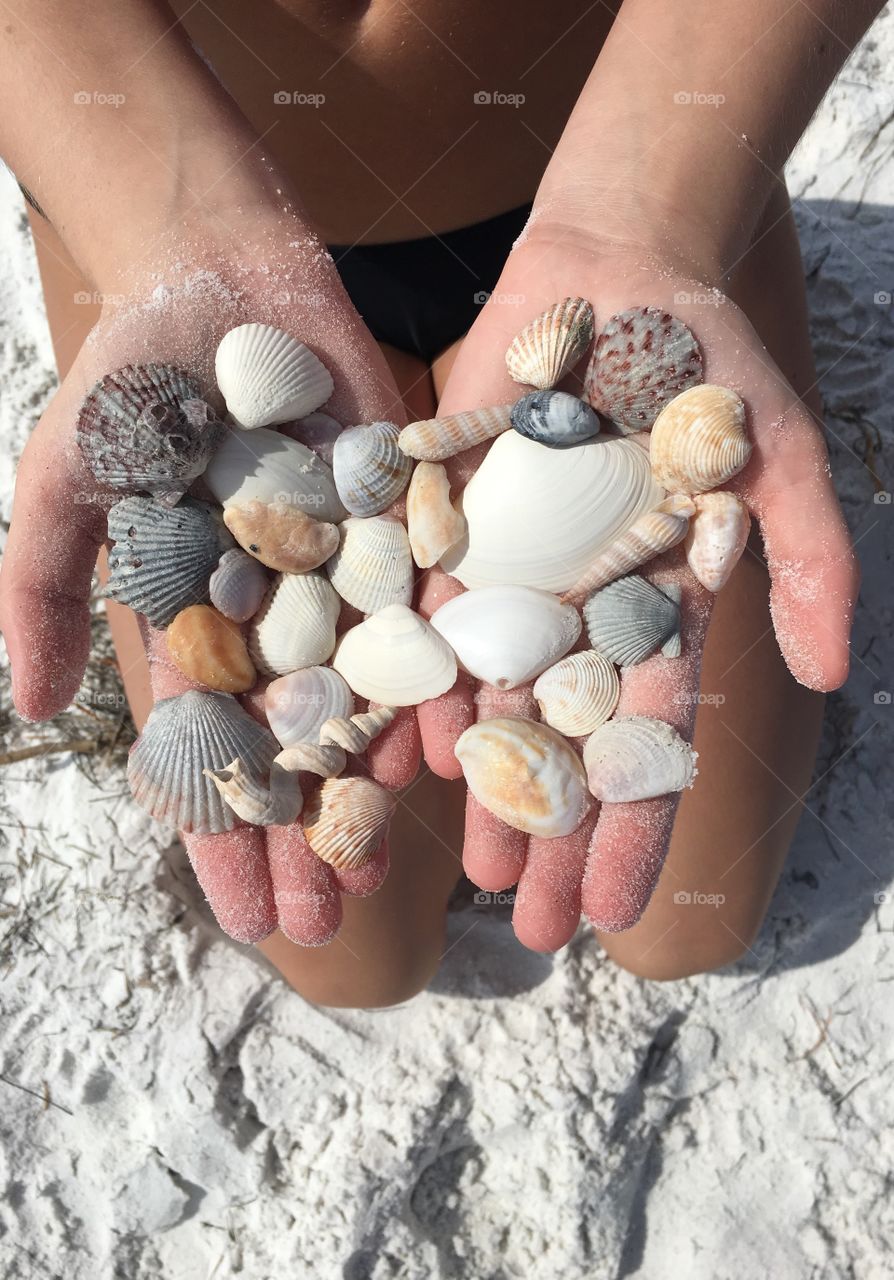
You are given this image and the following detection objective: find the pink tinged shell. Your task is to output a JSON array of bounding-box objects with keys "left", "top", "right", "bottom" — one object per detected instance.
[
  {"left": 584, "top": 306, "right": 703, "bottom": 433},
  {"left": 303, "top": 776, "right": 397, "bottom": 870},
  {"left": 398, "top": 406, "right": 513, "bottom": 462},
  {"left": 209, "top": 548, "right": 269, "bottom": 623},
  {"left": 265, "top": 666, "right": 354, "bottom": 748},
  {"left": 292, "top": 411, "right": 343, "bottom": 466},
  {"left": 505, "top": 297, "right": 595, "bottom": 390},
  {"left": 649, "top": 384, "right": 751, "bottom": 493},
  {"left": 583, "top": 715, "right": 697, "bottom": 803},
  {"left": 684, "top": 492, "right": 751, "bottom": 592},
  {"left": 562, "top": 495, "right": 695, "bottom": 606}
]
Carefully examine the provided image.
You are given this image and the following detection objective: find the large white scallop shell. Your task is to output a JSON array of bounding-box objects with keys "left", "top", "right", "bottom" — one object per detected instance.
[
  {"left": 532, "top": 651, "right": 620, "bottom": 736},
  {"left": 265, "top": 666, "right": 354, "bottom": 748},
  {"left": 332, "top": 603, "right": 457, "bottom": 706},
  {"left": 684, "top": 491, "right": 751, "bottom": 592},
  {"left": 406, "top": 462, "right": 467, "bottom": 569},
  {"left": 430, "top": 586, "right": 581, "bottom": 690},
  {"left": 303, "top": 776, "right": 397, "bottom": 869},
  {"left": 584, "top": 575, "right": 682, "bottom": 666},
  {"left": 215, "top": 323, "right": 334, "bottom": 428},
  {"left": 332, "top": 422, "right": 412, "bottom": 517},
  {"left": 583, "top": 715, "right": 697, "bottom": 802},
  {"left": 204, "top": 426, "right": 346, "bottom": 523},
  {"left": 248, "top": 572, "right": 341, "bottom": 676},
  {"left": 562, "top": 495, "right": 694, "bottom": 605},
  {"left": 325, "top": 515, "right": 414, "bottom": 613},
  {"left": 505, "top": 297, "right": 594, "bottom": 390},
  {"left": 649, "top": 384, "right": 751, "bottom": 493},
  {"left": 455, "top": 717, "right": 591, "bottom": 838},
  {"left": 398, "top": 406, "right": 513, "bottom": 462},
  {"left": 439, "top": 429, "right": 664, "bottom": 592}
]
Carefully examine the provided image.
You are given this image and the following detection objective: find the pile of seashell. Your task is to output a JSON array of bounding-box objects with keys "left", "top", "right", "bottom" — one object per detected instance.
[{"left": 78, "top": 300, "right": 753, "bottom": 878}]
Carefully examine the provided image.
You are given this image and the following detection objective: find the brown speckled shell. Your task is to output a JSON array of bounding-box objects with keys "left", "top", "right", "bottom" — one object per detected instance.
[{"left": 585, "top": 307, "right": 703, "bottom": 432}]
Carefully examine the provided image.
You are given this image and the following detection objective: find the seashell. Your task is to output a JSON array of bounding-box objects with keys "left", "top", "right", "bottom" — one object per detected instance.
[
  {"left": 332, "top": 422, "right": 412, "bottom": 517},
  {"left": 455, "top": 717, "right": 591, "bottom": 838},
  {"left": 209, "top": 548, "right": 268, "bottom": 623},
  {"left": 406, "top": 462, "right": 467, "bottom": 569},
  {"left": 398, "top": 405, "right": 513, "bottom": 462},
  {"left": 440, "top": 430, "right": 664, "bottom": 592},
  {"left": 265, "top": 666, "right": 354, "bottom": 748},
  {"left": 248, "top": 572, "right": 341, "bottom": 676},
  {"left": 204, "top": 426, "right": 346, "bottom": 523},
  {"left": 166, "top": 604, "right": 256, "bottom": 693},
  {"left": 505, "top": 297, "right": 594, "bottom": 390},
  {"left": 293, "top": 411, "right": 342, "bottom": 466},
  {"left": 430, "top": 586, "right": 581, "bottom": 690},
  {"left": 561, "top": 494, "right": 695, "bottom": 605},
  {"left": 510, "top": 390, "right": 600, "bottom": 447},
  {"left": 325, "top": 515, "right": 414, "bottom": 613},
  {"left": 532, "top": 651, "right": 620, "bottom": 736},
  {"left": 585, "top": 307, "right": 703, "bottom": 432},
  {"left": 583, "top": 715, "right": 697, "bottom": 802},
  {"left": 303, "top": 776, "right": 397, "bottom": 869},
  {"left": 223, "top": 498, "right": 339, "bottom": 573},
  {"left": 649, "top": 384, "right": 751, "bottom": 493},
  {"left": 106, "top": 495, "right": 234, "bottom": 629},
  {"left": 128, "top": 690, "right": 279, "bottom": 834},
  {"left": 276, "top": 743, "right": 347, "bottom": 778},
  {"left": 215, "top": 323, "right": 334, "bottom": 428},
  {"left": 332, "top": 603, "right": 457, "bottom": 706},
  {"left": 684, "top": 492, "right": 751, "bottom": 592},
  {"left": 583, "top": 575, "right": 682, "bottom": 666},
  {"left": 204, "top": 757, "right": 303, "bottom": 827},
  {"left": 319, "top": 705, "right": 398, "bottom": 754}
]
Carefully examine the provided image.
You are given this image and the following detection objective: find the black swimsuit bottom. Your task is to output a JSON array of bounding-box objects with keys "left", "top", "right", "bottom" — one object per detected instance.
[{"left": 328, "top": 203, "right": 532, "bottom": 365}]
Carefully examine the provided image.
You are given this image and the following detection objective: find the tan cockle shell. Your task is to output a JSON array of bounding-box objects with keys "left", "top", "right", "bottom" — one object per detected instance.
[
  {"left": 649, "top": 384, "right": 751, "bottom": 493},
  {"left": 303, "top": 776, "right": 397, "bottom": 869},
  {"left": 533, "top": 651, "right": 620, "bottom": 737},
  {"left": 505, "top": 297, "right": 595, "bottom": 390}
]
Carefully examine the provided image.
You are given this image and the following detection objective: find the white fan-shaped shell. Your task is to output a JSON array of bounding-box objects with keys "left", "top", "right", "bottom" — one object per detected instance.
[
  {"left": 326, "top": 516, "right": 414, "bottom": 613},
  {"left": 209, "top": 548, "right": 269, "bottom": 623},
  {"left": 303, "top": 776, "right": 397, "bottom": 869},
  {"left": 583, "top": 575, "right": 682, "bottom": 667},
  {"left": 430, "top": 586, "right": 581, "bottom": 690},
  {"left": 204, "top": 426, "right": 346, "bottom": 523},
  {"left": 398, "top": 406, "right": 512, "bottom": 461},
  {"left": 248, "top": 572, "right": 341, "bottom": 676},
  {"left": 533, "top": 651, "right": 620, "bottom": 736},
  {"left": 583, "top": 715, "right": 697, "bottom": 802},
  {"left": 649, "top": 384, "right": 751, "bottom": 493},
  {"left": 440, "top": 430, "right": 664, "bottom": 592},
  {"left": 684, "top": 491, "right": 751, "bottom": 591},
  {"left": 265, "top": 666, "right": 354, "bottom": 748},
  {"left": 332, "top": 603, "right": 457, "bottom": 706},
  {"left": 332, "top": 422, "right": 412, "bottom": 517},
  {"left": 215, "top": 323, "right": 334, "bottom": 428},
  {"left": 505, "top": 297, "right": 594, "bottom": 390}
]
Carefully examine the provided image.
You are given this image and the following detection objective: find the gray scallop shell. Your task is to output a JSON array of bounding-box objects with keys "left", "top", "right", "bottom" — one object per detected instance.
[
  {"left": 128, "top": 690, "right": 279, "bottom": 834},
  {"left": 583, "top": 574, "right": 682, "bottom": 666},
  {"left": 332, "top": 422, "right": 412, "bottom": 516},
  {"left": 209, "top": 548, "right": 269, "bottom": 623},
  {"left": 106, "top": 495, "right": 234, "bottom": 629},
  {"left": 76, "top": 364, "right": 224, "bottom": 504},
  {"left": 510, "top": 390, "right": 601, "bottom": 447}
]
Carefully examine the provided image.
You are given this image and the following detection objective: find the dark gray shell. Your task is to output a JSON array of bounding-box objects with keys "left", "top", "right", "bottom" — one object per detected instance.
[
  {"left": 584, "top": 308, "right": 703, "bottom": 433},
  {"left": 510, "top": 390, "right": 601, "bottom": 447},
  {"left": 583, "top": 574, "right": 682, "bottom": 666},
  {"left": 106, "top": 495, "right": 234, "bottom": 628},
  {"left": 77, "top": 364, "right": 224, "bottom": 504}
]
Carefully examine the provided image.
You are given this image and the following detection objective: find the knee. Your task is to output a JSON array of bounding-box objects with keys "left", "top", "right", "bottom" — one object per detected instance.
[
  {"left": 599, "top": 915, "right": 759, "bottom": 982},
  {"left": 268, "top": 935, "right": 444, "bottom": 1010}
]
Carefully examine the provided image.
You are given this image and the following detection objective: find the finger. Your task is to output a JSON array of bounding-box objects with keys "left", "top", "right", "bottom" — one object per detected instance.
[
  {"left": 365, "top": 705, "right": 421, "bottom": 790},
  {"left": 332, "top": 840, "right": 390, "bottom": 897},
  {"left": 512, "top": 808, "right": 598, "bottom": 953},
  {"left": 415, "top": 677, "right": 475, "bottom": 779},
  {"left": 265, "top": 822, "right": 343, "bottom": 946},
  {"left": 183, "top": 828, "right": 277, "bottom": 944}
]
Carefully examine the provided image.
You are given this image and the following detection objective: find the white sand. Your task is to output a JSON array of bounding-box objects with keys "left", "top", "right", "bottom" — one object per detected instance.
[{"left": 2, "top": 18, "right": 894, "bottom": 1276}]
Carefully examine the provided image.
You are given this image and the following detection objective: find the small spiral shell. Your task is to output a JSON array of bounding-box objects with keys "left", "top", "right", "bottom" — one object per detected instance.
[
  {"left": 318, "top": 705, "right": 398, "bottom": 754},
  {"left": 275, "top": 743, "right": 347, "bottom": 777}
]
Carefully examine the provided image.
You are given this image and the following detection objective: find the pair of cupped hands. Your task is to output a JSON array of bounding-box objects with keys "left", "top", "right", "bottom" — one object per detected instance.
[{"left": 0, "top": 208, "right": 857, "bottom": 954}]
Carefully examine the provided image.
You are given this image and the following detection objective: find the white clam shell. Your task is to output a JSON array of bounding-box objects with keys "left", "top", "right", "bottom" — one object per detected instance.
[
  {"left": 398, "top": 406, "right": 512, "bottom": 462},
  {"left": 455, "top": 717, "right": 591, "bottom": 838},
  {"left": 684, "top": 492, "right": 751, "bottom": 592},
  {"left": 440, "top": 430, "right": 664, "bottom": 592},
  {"left": 265, "top": 666, "right": 354, "bottom": 748},
  {"left": 533, "top": 651, "right": 620, "bottom": 736},
  {"left": 209, "top": 548, "right": 269, "bottom": 623},
  {"left": 204, "top": 757, "right": 303, "bottom": 827},
  {"left": 406, "top": 461, "right": 467, "bottom": 569},
  {"left": 215, "top": 323, "right": 334, "bottom": 428},
  {"left": 562, "top": 495, "right": 695, "bottom": 604},
  {"left": 248, "top": 571, "right": 341, "bottom": 676},
  {"left": 583, "top": 715, "right": 697, "bottom": 802},
  {"left": 649, "top": 384, "right": 751, "bottom": 493},
  {"left": 303, "top": 776, "right": 397, "bottom": 869},
  {"left": 584, "top": 575, "right": 682, "bottom": 666},
  {"left": 332, "top": 422, "right": 412, "bottom": 517},
  {"left": 332, "top": 603, "right": 457, "bottom": 706},
  {"left": 430, "top": 586, "right": 581, "bottom": 690},
  {"left": 204, "top": 426, "right": 346, "bottom": 523},
  {"left": 505, "top": 297, "right": 594, "bottom": 390},
  {"left": 326, "top": 515, "right": 414, "bottom": 613}
]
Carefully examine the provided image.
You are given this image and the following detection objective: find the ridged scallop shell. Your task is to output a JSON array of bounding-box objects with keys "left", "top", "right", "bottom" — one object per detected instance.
[
  {"left": 77, "top": 364, "right": 223, "bottom": 504},
  {"left": 583, "top": 715, "right": 697, "bottom": 802},
  {"left": 303, "top": 776, "right": 397, "bottom": 869},
  {"left": 128, "top": 691, "right": 279, "bottom": 834},
  {"left": 406, "top": 462, "right": 467, "bottom": 569},
  {"left": 510, "top": 390, "right": 600, "bottom": 447},
  {"left": 106, "top": 495, "right": 233, "bottom": 629},
  {"left": 649, "top": 385, "right": 751, "bottom": 493},
  {"left": 430, "top": 586, "right": 581, "bottom": 690},
  {"left": 204, "top": 426, "right": 346, "bottom": 523},
  {"left": 505, "top": 297, "right": 594, "bottom": 390},
  {"left": 398, "top": 406, "right": 513, "bottom": 461},
  {"left": 684, "top": 492, "right": 751, "bottom": 592},
  {"left": 248, "top": 572, "right": 341, "bottom": 676},
  {"left": 325, "top": 516, "right": 414, "bottom": 613},
  {"left": 204, "top": 757, "right": 303, "bottom": 827},
  {"left": 332, "top": 603, "right": 457, "bottom": 706},
  {"left": 215, "top": 323, "right": 334, "bottom": 428},
  {"left": 455, "top": 717, "right": 591, "bottom": 838},
  {"left": 224, "top": 499, "right": 339, "bottom": 573},
  {"left": 332, "top": 422, "right": 412, "bottom": 517},
  {"left": 293, "top": 411, "right": 342, "bottom": 466},
  {"left": 265, "top": 666, "right": 354, "bottom": 748},
  {"left": 209, "top": 548, "right": 269, "bottom": 623},
  {"left": 319, "top": 706, "right": 397, "bottom": 753},
  {"left": 584, "top": 575, "right": 682, "bottom": 666},
  {"left": 585, "top": 307, "right": 704, "bottom": 432},
  {"left": 532, "top": 651, "right": 620, "bottom": 736},
  {"left": 440, "top": 430, "right": 665, "bottom": 592},
  {"left": 166, "top": 604, "right": 256, "bottom": 693},
  {"left": 562, "top": 495, "right": 695, "bottom": 604}
]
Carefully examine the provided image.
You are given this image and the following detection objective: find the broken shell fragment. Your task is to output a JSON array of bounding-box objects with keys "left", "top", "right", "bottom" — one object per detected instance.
[
  {"left": 510, "top": 390, "right": 601, "bottom": 447},
  {"left": 166, "top": 604, "right": 256, "bottom": 693},
  {"left": 398, "top": 406, "right": 512, "bottom": 462},
  {"left": 325, "top": 515, "right": 414, "bottom": 613},
  {"left": 248, "top": 571, "right": 341, "bottom": 676},
  {"left": 208, "top": 548, "right": 268, "bottom": 623},
  {"left": 585, "top": 307, "right": 703, "bottom": 432},
  {"left": 204, "top": 757, "right": 303, "bottom": 827},
  {"left": 505, "top": 297, "right": 594, "bottom": 390},
  {"left": 215, "top": 323, "right": 333, "bottom": 428},
  {"left": 332, "top": 604, "right": 457, "bottom": 706},
  {"left": 562, "top": 495, "right": 694, "bottom": 605},
  {"left": 303, "top": 776, "right": 397, "bottom": 869},
  {"left": 223, "top": 498, "right": 339, "bottom": 573},
  {"left": 406, "top": 462, "right": 467, "bottom": 569},
  {"left": 332, "top": 422, "right": 412, "bottom": 517},
  {"left": 649, "top": 384, "right": 751, "bottom": 493},
  {"left": 684, "top": 491, "right": 751, "bottom": 592},
  {"left": 532, "top": 651, "right": 620, "bottom": 736},
  {"left": 583, "top": 715, "right": 697, "bottom": 802}
]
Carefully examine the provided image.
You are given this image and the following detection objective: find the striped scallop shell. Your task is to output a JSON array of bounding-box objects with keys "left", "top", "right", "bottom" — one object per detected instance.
[
  {"left": 585, "top": 307, "right": 703, "bottom": 432},
  {"left": 209, "top": 548, "right": 269, "bottom": 623},
  {"left": 562, "top": 495, "right": 695, "bottom": 605},
  {"left": 303, "top": 776, "right": 397, "bottom": 869},
  {"left": 332, "top": 604, "right": 457, "bottom": 706},
  {"left": 265, "top": 666, "right": 354, "bottom": 748},
  {"left": 505, "top": 297, "right": 594, "bottom": 390},
  {"left": 248, "top": 571, "right": 341, "bottom": 676},
  {"left": 325, "top": 516, "right": 414, "bottom": 613},
  {"left": 332, "top": 422, "right": 412, "bottom": 517},
  {"left": 204, "top": 426, "right": 346, "bottom": 523},
  {"left": 398, "top": 405, "right": 513, "bottom": 462},
  {"left": 533, "top": 651, "right": 620, "bottom": 736},
  {"left": 684, "top": 491, "right": 751, "bottom": 592},
  {"left": 583, "top": 715, "right": 697, "bottom": 803},
  {"left": 106, "top": 495, "right": 234, "bottom": 629},
  {"left": 583, "top": 575, "right": 682, "bottom": 667},
  {"left": 649, "top": 385, "right": 751, "bottom": 493},
  {"left": 128, "top": 690, "right": 279, "bottom": 834},
  {"left": 215, "top": 323, "right": 334, "bottom": 428}
]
